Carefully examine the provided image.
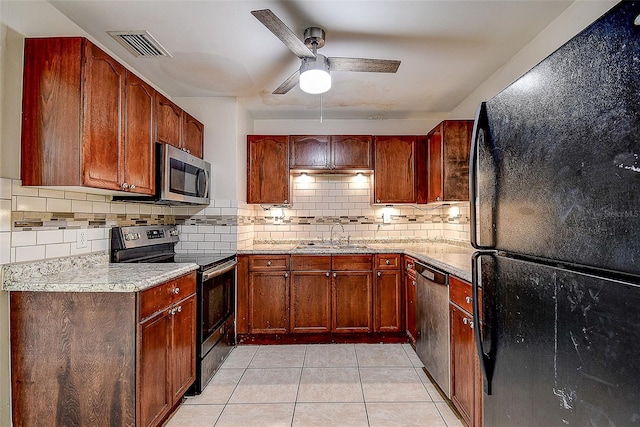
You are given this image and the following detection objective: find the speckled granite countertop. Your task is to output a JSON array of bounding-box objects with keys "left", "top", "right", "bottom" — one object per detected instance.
[
  {"left": 1, "top": 251, "right": 198, "bottom": 293},
  {"left": 238, "top": 241, "right": 474, "bottom": 282}
]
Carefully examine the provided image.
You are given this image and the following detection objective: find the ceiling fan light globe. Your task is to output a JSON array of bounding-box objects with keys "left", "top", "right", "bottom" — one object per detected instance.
[{"left": 300, "top": 69, "right": 331, "bottom": 94}]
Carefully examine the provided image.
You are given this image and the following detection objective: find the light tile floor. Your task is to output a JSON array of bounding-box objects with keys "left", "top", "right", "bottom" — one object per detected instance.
[{"left": 165, "top": 343, "right": 464, "bottom": 427}]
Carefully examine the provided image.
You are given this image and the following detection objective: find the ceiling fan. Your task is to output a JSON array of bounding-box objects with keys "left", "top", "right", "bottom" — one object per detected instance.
[{"left": 251, "top": 9, "right": 401, "bottom": 95}]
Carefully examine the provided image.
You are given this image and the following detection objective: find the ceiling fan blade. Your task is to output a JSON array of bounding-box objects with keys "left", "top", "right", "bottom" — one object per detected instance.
[
  {"left": 328, "top": 57, "right": 401, "bottom": 73},
  {"left": 251, "top": 9, "right": 315, "bottom": 59},
  {"left": 273, "top": 69, "right": 301, "bottom": 94}
]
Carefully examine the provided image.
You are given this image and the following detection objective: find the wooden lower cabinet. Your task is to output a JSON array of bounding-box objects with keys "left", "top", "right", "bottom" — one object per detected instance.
[
  {"left": 332, "top": 271, "right": 372, "bottom": 332},
  {"left": 248, "top": 271, "right": 290, "bottom": 334},
  {"left": 291, "top": 256, "right": 331, "bottom": 333},
  {"left": 449, "top": 276, "right": 483, "bottom": 427},
  {"left": 10, "top": 271, "right": 197, "bottom": 427},
  {"left": 374, "top": 254, "right": 403, "bottom": 333}
]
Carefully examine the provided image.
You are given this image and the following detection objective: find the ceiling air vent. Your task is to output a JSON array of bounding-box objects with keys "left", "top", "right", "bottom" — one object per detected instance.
[{"left": 108, "top": 31, "right": 171, "bottom": 58}]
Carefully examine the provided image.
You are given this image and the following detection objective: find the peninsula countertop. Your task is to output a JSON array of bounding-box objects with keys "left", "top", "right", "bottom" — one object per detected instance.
[
  {"left": 2, "top": 251, "right": 198, "bottom": 293},
  {"left": 238, "top": 240, "right": 474, "bottom": 282}
]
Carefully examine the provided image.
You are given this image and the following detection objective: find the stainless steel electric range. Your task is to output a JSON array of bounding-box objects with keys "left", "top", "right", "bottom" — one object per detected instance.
[{"left": 110, "top": 224, "right": 236, "bottom": 394}]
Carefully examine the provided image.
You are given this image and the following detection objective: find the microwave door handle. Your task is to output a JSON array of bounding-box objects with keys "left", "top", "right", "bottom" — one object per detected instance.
[{"left": 197, "top": 169, "right": 210, "bottom": 198}]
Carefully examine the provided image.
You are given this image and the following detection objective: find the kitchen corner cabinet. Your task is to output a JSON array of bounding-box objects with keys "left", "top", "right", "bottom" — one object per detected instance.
[
  {"left": 290, "top": 255, "right": 332, "bottom": 333},
  {"left": 247, "top": 135, "right": 291, "bottom": 204},
  {"left": 374, "top": 254, "right": 403, "bottom": 332},
  {"left": 10, "top": 271, "right": 197, "bottom": 427},
  {"left": 427, "top": 120, "right": 474, "bottom": 202},
  {"left": 373, "top": 135, "right": 427, "bottom": 204},
  {"left": 289, "top": 135, "right": 373, "bottom": 171},
  {"left": 21, "top": 37, "right": 154, "bottom": 195},
  {"left": 182, "top": 112, "right": 204, "bottom": 158},
  {"left": 332, "top": 255, "right": 373, "bottom": 333},
  {"left": 247, "top": 255, "right": 290, "bottom": 334},
  {"left": 449, "top": 275, "right": 483, "bottom": 427}
]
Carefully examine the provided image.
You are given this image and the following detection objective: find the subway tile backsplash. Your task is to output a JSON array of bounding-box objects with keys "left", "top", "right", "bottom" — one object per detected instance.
[{"left": 1, "top": 174, "right": 471, "bottom": 264}]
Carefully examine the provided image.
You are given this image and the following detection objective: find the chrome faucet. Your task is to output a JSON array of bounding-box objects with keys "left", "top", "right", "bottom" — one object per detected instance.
[{"left": 330, "top": 222, "right": 345, "bottom": 246}]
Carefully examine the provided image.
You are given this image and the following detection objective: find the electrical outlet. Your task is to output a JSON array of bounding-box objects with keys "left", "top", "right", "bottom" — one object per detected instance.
[{"left": 77, "top": 230, "right": 88, "bottom": 248}]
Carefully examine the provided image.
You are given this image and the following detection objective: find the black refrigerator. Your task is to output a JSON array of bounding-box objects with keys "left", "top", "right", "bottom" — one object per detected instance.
[{"left": 470, "top": 2, "right": 640, "bottom": 426}]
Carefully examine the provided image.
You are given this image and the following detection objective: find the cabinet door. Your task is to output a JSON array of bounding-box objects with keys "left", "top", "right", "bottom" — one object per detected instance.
[
  {"left": 373, "top": 136, "right": 416, "bottom": 203},
  {"left": 427, "top": 124, "right": 444, "bottom": 203},
  {"left": 139, "top": 310, "right": 171, "bottom": 427},
  {"left": 291, "top": 271, "right": 331, "bottom": 333},
  {"left": 123, "top": 71, "right": 155, "bottom": 195},
  {"left": 374, "top": 269, "right": 402, "bottom": 332},
  {"left": 156, "top": 93, "right": 182, "bottom": 148},
  {"left": 82, "top": 41, "right": 125, "bottom": 191},
  {"left": 450, "top": 304, "right": 475, "bottom": 426},
  {"left": 182, "top": 112, "right": 204, "bottom": 158},
  {"left": 405, "top": 272, "right": 417, "bottom": 342},
  {"left": 331, "top": 135, "right": 373, "bottom": 170},
  {"left": 289, "top": 135, "right": 330, "bottom": 169},
  {"left": 332, "top": 271, "right": 372, "bottom": 332},
  {"left": 442, "top": 120, "right": 473, "bottom": 201},
  {"left": 247, "top": 135, "right": 290, "bottom": 204},
  {"left": 171, "top": 294, "right": 196, "bottom": 403},
  {"left": 249, "top": 271, "right": 290, "bottom": 334}
]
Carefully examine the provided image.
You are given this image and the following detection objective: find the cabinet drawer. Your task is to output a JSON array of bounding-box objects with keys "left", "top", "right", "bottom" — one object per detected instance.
[
  {"left": 291, "top": 255, "right": 331, "bottom": 271},
  {"left": 332, "top": 255, "right": 372, "bottom": 271},
  {"left": 375, "top": 254, "right": 401, "bottom": 270},
  {"left": 449, "top": 276, "right": 482, "bottom": 315},
  {"left": 249, "top": 255, "right": 290, "bottom": 271},
  {"left": 139, "top": 272, "right": 196, "bottom": 320}
]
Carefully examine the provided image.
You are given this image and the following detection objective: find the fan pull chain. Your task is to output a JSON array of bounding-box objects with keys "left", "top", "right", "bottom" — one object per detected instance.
[{"left": 320, "top": 93, "right": 323, "bottom": 123}]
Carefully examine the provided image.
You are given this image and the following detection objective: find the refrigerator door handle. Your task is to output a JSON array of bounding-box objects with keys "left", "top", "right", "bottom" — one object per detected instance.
[
  {"left": 472, "top": 250, "right": 496, "bottom": 395},
  {"left": 469, "top": 102, "right": 495, "bottom": 249}
]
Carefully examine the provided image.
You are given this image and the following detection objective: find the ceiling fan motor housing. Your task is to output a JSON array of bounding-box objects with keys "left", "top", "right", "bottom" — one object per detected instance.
[{"left": 304, "top": 27, "right": 326, "bottom": 49}]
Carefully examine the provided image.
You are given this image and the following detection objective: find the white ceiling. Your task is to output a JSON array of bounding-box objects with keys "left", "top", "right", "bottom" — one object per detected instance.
[{"left": 5, "top": 1, "right": 577, "bottom": 120}]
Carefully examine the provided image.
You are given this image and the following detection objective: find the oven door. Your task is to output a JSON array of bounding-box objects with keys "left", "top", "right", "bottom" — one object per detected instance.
[
  {"left": 200, "top": 259, "right": 236, "bottom": 355},
  {"left": 160, "top": 143, "right": 211, "bottom": 205}
]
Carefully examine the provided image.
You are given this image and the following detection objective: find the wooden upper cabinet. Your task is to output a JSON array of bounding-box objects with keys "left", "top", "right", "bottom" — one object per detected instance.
[
  {"left": 21, "top": 37, "right": 154, "bottom": 194},
  {"left": 289, "top": 135, "right": 373, "bottom": 171},
  {"left": 290, "top": 135, "right": 330, "bottom": 169},
  {"left": 156, "top": 93, "right": 182, "bottom": 149},
  {"left": 247, "top": 135, "right": 290, "bottom": 204},
  {"left": 373, "top": 135, "right": 427, "bottom": 204},
  {"left": 156, "top": 94, "right": 204, "bottom": 159},
  {"left": 182, "top": 112, "right": 204, "bottom": 158},
  {"left": 331, "top": 135, "right": 373, "bottom": 170},
  {"left": 427, "top": 120, "right": 473, "bottom": 202},
  {"left": 123, "top": 71, "right": 155, "bottom": 195}
]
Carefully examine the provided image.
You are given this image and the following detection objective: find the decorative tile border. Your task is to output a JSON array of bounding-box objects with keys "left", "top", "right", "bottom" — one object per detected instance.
[{"left": 12, "top": 211, "right": 175, "bottom": 231}]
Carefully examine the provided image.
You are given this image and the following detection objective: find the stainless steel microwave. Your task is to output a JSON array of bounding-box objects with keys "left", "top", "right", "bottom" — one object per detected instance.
[{"left": 159, "top": 143, "right": 211, "bottom": 205}]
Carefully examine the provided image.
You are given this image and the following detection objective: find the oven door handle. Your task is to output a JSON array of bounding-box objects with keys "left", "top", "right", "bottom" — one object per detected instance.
[{"left": 202, "top": 260, "right": 237, "bottom": 281}]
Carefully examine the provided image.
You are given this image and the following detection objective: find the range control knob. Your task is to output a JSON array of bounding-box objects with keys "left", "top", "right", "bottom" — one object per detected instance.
[{"left": 124, "top": 232, "right": 140, "bottom": 241}]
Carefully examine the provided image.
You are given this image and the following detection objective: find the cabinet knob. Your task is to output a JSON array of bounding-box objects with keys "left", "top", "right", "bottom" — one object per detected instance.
[
  {"left": 169, "top": 308, "right": 176, "bottom": 315},
  {"left": 284, "top": 272, "right": 288, "bottom": 278},
  {"left": 267, "top": 260, "right": 272, "bottom": 266},
  {"left": 385, "top": 259, "right": 390, "bottom": 265},
  {"left": 333, "top": 272, "right": 337, "bottom": 278},
  {"left": 469, "top": 320, "right": 474, "bottom": 329},
  {"left": 463, "top": 318, "right": 468, "bottom": 325},
  {"left": 465, "top": 296, "right": 472, "bottom": 304},
  {"left": 326, "top": 272, "right": 330, "bottom": 277},
  {"left": 121, "top": 182, "right": 129, "bottom": 190},
  {"left": 129, "top": 184, "right": 136, "bottom": 190},
  {"left": 376, "top": 199, "right": 381, "bottom": 203},
  {"left": 186, "top": 149, "right": 191, "bottom": 154},
  {"left": 437, "top": 196, "right": 442, "bottom": 201},
  {"left": 173, "top": 288, "right": 180, "bottom": 295},
  {"left": 283, "top": 200, "right": 288, "bottom": 204},
  {"left": 176, "top": 306, "right": 182, "bottom": 313},
  {"left": 412, "top": 280, "right": 416, "bottom": 286},
  {"left": 407, "top": 263, "right": 413, "bottom": 270},
  {"left": 377, "top": 271, "right": 382, "bottom": 277}
]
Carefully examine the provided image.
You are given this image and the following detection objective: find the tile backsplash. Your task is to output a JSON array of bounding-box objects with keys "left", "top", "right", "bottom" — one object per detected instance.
[{"left": 1, "top": 174, "right": 470, "bottom": 264}]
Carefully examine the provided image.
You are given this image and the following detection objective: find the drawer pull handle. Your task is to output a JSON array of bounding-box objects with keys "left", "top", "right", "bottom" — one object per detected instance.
[
  {"left": 173, "top": 288, "right": 180, "bottom": 295},
  {"left": 465, "top": 296, "right": 472, "bottom": 304}
]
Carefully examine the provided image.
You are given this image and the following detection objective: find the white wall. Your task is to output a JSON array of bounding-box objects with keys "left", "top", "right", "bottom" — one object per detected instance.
[{"left": 448, "top": 0, "right": 618, "bottom": 119}]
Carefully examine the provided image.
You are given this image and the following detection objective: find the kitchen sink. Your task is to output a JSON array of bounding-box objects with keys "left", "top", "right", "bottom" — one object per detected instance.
[{"left": 294, "top": 242, "right": 369, "bottom": 250}]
